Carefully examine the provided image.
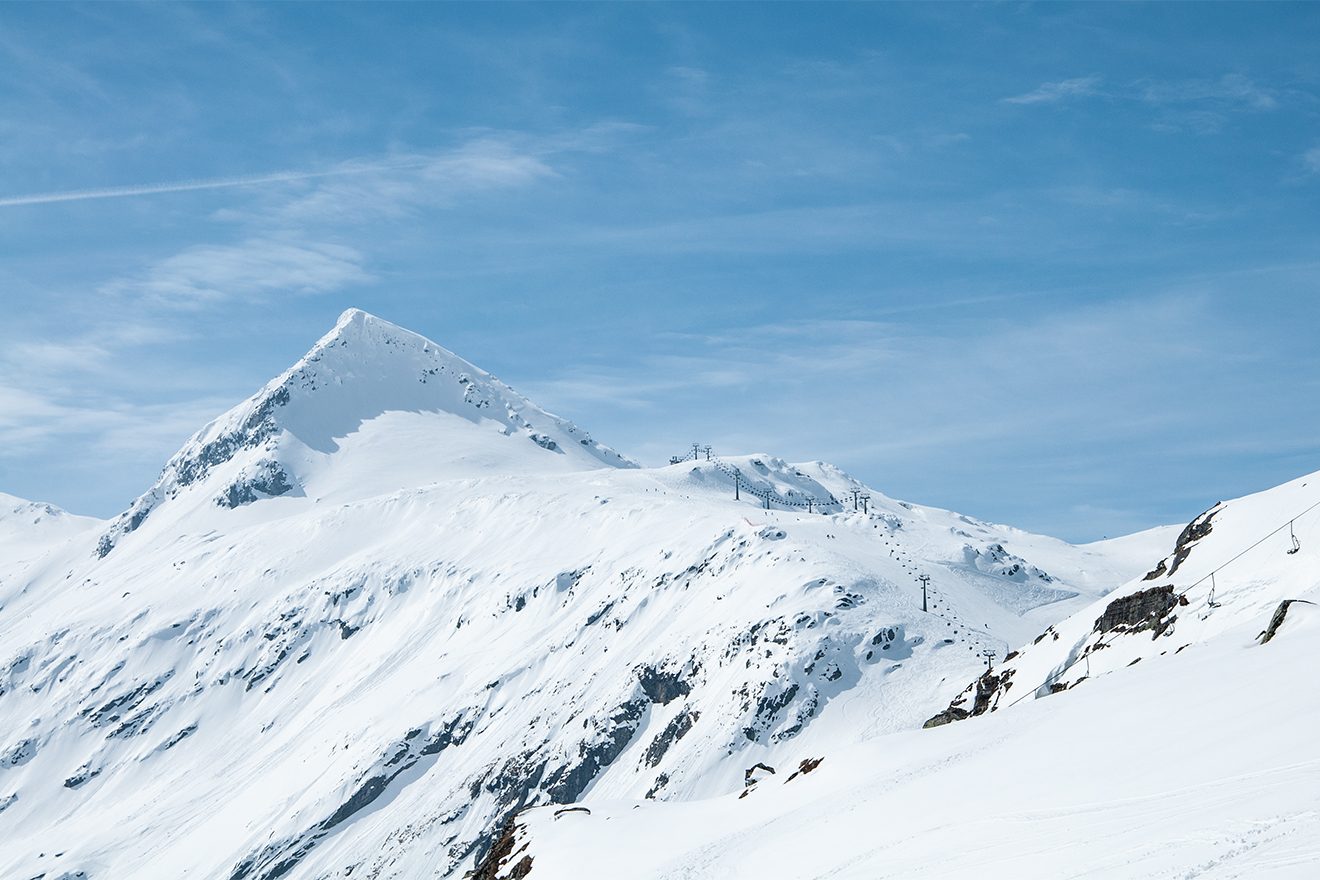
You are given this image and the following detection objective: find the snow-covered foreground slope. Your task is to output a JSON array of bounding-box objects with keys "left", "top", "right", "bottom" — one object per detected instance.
[
  {"left": 502, "top": 596, "right": 1320, "bottom": 880},
  {"left": 0, "top": 311, "right": 1169, "bottom": 880},
  {"left": 495, "top": 470, "right": 1320, "bottom": 879},
  {"left": 931, "top": 468, "right": 1320, "bottom": 722}
]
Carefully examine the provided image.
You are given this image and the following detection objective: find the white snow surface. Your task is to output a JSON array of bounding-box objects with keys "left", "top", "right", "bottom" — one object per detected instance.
[
  {"left": 501, "top": 469, "right": 1320, "bottom": 880},
  {"left": 0, "top": 310, "right": 1178, "bottom": 880},
  {"left": 0, "top": 492, "right": 100, "bottom": 568}
]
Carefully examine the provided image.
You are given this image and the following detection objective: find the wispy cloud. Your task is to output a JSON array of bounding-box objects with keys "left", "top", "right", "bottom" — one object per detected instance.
[
  {"left": 272, "top": 140, "right": 555, "bottom": 224},
  {"left": 1003, "top": 76, "right": 1102, "bottom": 105},
  {"left": 86, "top": 138, "right": 568, "bottom": 304},
  {"left": 1138, "top": 73, "right": 1276, "bottom": 111},
  {"left": 102, "top": 239, "right": 371, "bottom": 304},
  {"left": 1303, "top": 146, "right": 1320, "bottom": 175},
  {"left": 0, "top": 381, "right": 230, "bottom": 461},
  {"left": 1004, "top": 73, "right": 1279, "bottom": 124}
]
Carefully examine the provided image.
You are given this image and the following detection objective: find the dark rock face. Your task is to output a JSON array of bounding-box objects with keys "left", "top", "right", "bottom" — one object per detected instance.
[
  {"left": 644, "top": 773, "right": 670, "bottom": 799},
  {"left": 216, "top": 460, "right": 294, "bottom": 508},
  {"left": 643, "top": 710, "right": 699, "bottom": 768},
  {"left": 97, "top": 386, "right": 295, "bottom": 557},
  {"left": 924, "top": 663, "right": 1016, "bottom": 729},
  {"left": 922, "top": 706, "right": 970, "bottom": 728},
  {"left": 637, "top": 666, "right": 690, "bottom": 705},
  {"left": 1259, "top": 599, "right": 1315, "bottom": 644},
  {"left": 785, "top": 756, "right": 823, "bottom": 782},
  {"left": 471, "top": 816, "right": 529, "bottom": 880},
  {"left": 1143, "top": 504, "right": 1220, "bottom": 580},
  {"left": 176, "top": 387, "right": 291, "bottom": 490},
  {"left": 161, "top": 724, "right": 197, "bottom": 750},
  {"left": 744, "top": 762, "right": 776, "bottom": 785},
  {"left": 82, "top": 671, "right": 175, "bottom": 738},
  {"left": 971, "top": 670, "right": 1005, "bottom": 716},
  {"left": 2, "top": 738, "right": 37, "bottom": 767},
  {"left": 741, "top": 683, "right": 800, "bottom": 743},
  {"left": 1094, "top": 585, "right": 1181, "bottom": 637},
  {"left": 466, "top": 698, "right": 651, "bottom": 876},
  {"left": 63, "top": 765, "right": 102, "bottom": 789},
  {"left": 528, "top": 431, "right": 559, "bottom": 451},
  {"left": 542, "top": 698, "right": 647, "bottom": 803}
]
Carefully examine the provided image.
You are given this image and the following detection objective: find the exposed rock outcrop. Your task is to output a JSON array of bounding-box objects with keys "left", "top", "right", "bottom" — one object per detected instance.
[
  {"left": 1093, "top": 584, "right": 1185, "bottom": 638},
  {"left": 1143, "top": 504, "right": 1220, "bottom": 581},
  {"left": 1258, "top": 599, "right": 1315, "bottom": 644}
]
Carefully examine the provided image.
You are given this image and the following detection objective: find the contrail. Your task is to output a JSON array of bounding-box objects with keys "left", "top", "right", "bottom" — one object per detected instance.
[{"left": 0, "top": 159, "right": 427, "bottom": 208}]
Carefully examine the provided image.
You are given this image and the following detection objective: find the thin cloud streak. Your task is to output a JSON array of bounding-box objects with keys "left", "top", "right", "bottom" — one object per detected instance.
[
  {"left": 0, "top": 158, "right": 433, "bottom": 209},
  {"left": 1003, "top": 76, "right": 1102, "bottom": 105}
]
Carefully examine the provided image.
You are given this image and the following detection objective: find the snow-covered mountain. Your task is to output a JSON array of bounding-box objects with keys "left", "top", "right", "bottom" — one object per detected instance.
[
  {"left": 490, "top": 467, "right": 1320, "bottom": 879},
  {"left": 95, "top": 308, "right": 636, "bottom": 560},
  {"left": 0, "top": 493, "right": 100, "bottom": 574},
  {"left": 1, "top": 310, "right": 1173, "bottom": 880}
]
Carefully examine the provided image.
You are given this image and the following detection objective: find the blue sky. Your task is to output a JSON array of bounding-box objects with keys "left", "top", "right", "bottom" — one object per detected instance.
[{"left": 2, "top": 2, "right": 1319, "bottom": 541}]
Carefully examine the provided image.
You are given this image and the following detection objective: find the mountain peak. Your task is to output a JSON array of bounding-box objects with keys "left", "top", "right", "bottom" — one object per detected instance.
[
  {"left": 336, "top": 305, "right": 372, "bottom": 324},
  {"left": 95, "top": 311, "right": 636, "bottom": 557},
  {"left": 306, "top": 307, "right": 442, "bottom": 365},
  {"left": 325, "top": 306, "right": 398, "bottom": 342}
]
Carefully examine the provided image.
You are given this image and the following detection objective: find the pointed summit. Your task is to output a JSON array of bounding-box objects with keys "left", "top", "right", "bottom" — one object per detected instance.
[
  {"left": 316, "top": 306, "right": 402, "bottom": 347},
  {"left": 96, "top": 309, "right": 635, "bottom": 557}
]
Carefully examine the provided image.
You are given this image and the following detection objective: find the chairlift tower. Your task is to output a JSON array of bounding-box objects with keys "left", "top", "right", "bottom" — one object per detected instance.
[{"left": 918, "top": 574, "right": 931, "bottom": 613}]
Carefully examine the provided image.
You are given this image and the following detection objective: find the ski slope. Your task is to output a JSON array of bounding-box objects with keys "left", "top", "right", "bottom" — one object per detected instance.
[
  {"left": 502, "top": 595, "right": 1320, "bottom": 880},
  {"left": 493, "top": 468, "right": 1320, "bottom": 879}
]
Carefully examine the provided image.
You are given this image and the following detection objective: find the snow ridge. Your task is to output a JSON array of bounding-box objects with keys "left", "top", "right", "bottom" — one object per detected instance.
[{"left": 95, "top": 308, "right": 636, "bottom": 557}]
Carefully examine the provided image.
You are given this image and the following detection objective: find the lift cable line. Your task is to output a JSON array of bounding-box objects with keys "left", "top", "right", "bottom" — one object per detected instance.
[{"left": 1004, "top": 498, "right": 1320, "bottom": 709}]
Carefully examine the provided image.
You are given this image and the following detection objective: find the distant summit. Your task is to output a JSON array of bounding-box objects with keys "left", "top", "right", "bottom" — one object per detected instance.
[
  {"left": 0, "top": 492, "right": 100, "bottom": 564},
  {"left": 96, "top": 308, "right": 635, "bottom": 557}
]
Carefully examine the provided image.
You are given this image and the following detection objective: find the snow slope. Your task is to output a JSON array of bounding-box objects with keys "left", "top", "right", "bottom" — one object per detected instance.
[
  {"left": 0, "top": 493, "right": 101, "bottom": 612},
  {"left": 492, "top": 469, "right": 1320, "bottom": 879},
  {"left": 499, "top": 594, "right": 1320, "bottom": 880},
  {"left": 0, "top": 310, "right": 1170, "bottom": 880},
  {"left": 932, "top": 468, "right": 1320, "bottom": 721}
]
